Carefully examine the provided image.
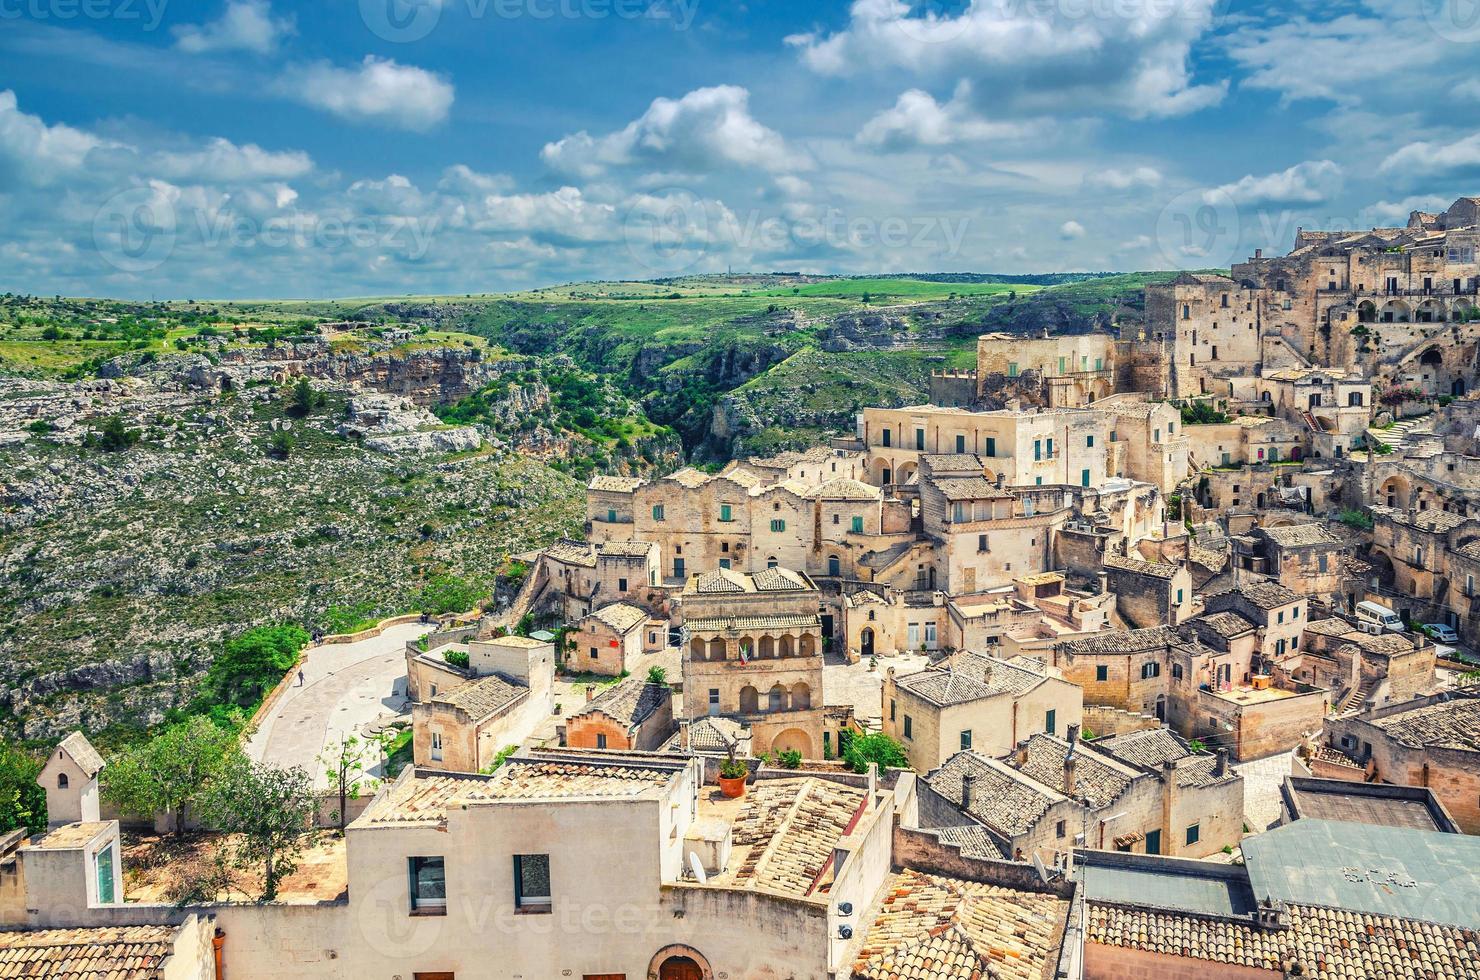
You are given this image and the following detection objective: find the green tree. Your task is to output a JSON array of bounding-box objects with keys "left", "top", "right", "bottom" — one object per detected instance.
[
  {"left": 318, "top": 736, "right": 377, "bottom": 835},
  {"left": 95, "top": 415, "right": 141, "bottom": 452},
  {"left": 417, "top": 574, "right": 481, "bottom": 616},
  {"left": 198, "top": 624, "right": 311, "bottom": 713},
  {"left": 287, "top": 377, "right": 315, "bottom": 418},
  {"left": 842, "top": 732, "right": 908, "bottom": 774},
  {"left": 0, "top": 744, "right": 47, "bottom": 835},
  {"left": 646, "top": 666, "right": 668, "bottom": 686},
  {"left": 201, "top": 759, "right": 318, "bottom": 901},
  {"left": 269, "top": 430, "right": 294, "bottom": 460},
  {"left": 102, "top": 716, "right": 240, "bottom": 838}
]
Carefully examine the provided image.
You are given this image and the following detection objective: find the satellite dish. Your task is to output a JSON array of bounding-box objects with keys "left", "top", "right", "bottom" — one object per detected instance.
[
  {"left": 688, "top": 852, "right": 708, "bottom": 885},
  {"left": 1031, "top": 853, "right": 1050, "bottom": 884}
]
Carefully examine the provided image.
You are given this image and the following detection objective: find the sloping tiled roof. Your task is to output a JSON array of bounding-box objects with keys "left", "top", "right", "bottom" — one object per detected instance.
[
  {"left": 686, "top": 716, "right": 748, "bottom": 753},
  {"left": 1370, "top": 694, "right": 1480, "bottom": 753},
  {"left": 1191, "top": 610, "right": 1257, "bottom": 640},
  {"left": 1009, "top": 734, "right": 1135, "bottom": 810},
  {"left": 0, "top": 925, "right": 185, "bottom": 979},
  {"left": 1103, "top": 554, "right": 1180, "bottom": 580},
  {"left": 922, "top": 453, "right": 986, "bottom": 472},
  {"left": 588, "top": 475, "right": 645, "bottom": 492},
  {"left": 688, "top": 567, "right": 749, "bottom": 594},
  {"left": 572, "top": 678, "right": 669, "bottom": 729},
  {"left": 932, "top": 477, "right": 1015, "bottom": 501},
  {"left": 1061, "top": 626, "right": 1182, "bottom": 658},
  {"left": 544, "top": 538, "right": 597, "bottom": 567},
  {"left": 55, "top": 732, "right": 105, "bottom": 778},
  {"left": 1259, "top": 523, "right": 1340, "bottom": 548},
  {"left": 1086, "top": 902, "right": 1480, "bottom": 979},
  {"left": 432, "top": 673, "right": 527, "bottom": 719},
  {"left": 925, "top": 752, "right": 1059, "bottom": 837},
  {"left": 934, "top": 824, "right": 1011, "bottom": 861},
  {"left": 730, "top": 777, "right": 866, "bottom": 897},
  {"left": 595, "top": 540, "right": 653, "bottom": 559},
  {"left": 810, "top": 478, "right": 881, "bottom": 501},
  {"left": 894, "top": 653, "right": 1047, "bottom": 707},
  {"left": 751, "top": 566, "right": 812, "bottom": 591},
  {"left": 852, "top": 869, "right": 1068, "bottom": 980},
  {"left": 367, "top": 761, "right": 674, "bottom": 825},
  {"left": 1094, "top": 728, "right": 1192, "bottom": 771},
  {"left": 586, "top": 601, "right": 648, "bottom": 633}
]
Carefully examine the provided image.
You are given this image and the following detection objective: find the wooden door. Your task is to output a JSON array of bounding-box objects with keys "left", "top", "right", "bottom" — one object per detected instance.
[
  {"left": 659, "top": 958, "right": 703, "bottom": 980},
  {"left": 414, "top": 974, "right": 455, "bottom": 980}
]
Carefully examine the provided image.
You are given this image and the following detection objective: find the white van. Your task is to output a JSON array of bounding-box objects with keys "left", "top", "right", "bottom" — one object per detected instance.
[{"left": 1356, "top": 601, "right": 1404, "bottom": 634}]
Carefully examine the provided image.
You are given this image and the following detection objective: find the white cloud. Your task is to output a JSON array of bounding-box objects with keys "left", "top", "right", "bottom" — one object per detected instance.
[
  {"left": 1210, "top": 160, "right": 1343, "bottom": 206},
  {"left": 279, "top": 57, "right": 454, "bottom": 131},
  {"left": 541, "top": 86, "right": 809, "bottom": 177},
  {"left": 1359, "top": 195, "right": 1453, "bottom": 227},
  {"left": 791, "top": 0, "right": 1226, "bottom": 118},
  {"left": 150, "top": 137, "right": 312, "bottom": 183},
  {"left": 174, "top": 0, "right": 294, "bottom": 55},
  {"left": 1457, "top": 79, "right": 1480, "bottom": 101},
  {"left": 1084, "top": 166, "right": 1163, "bottom": 191},
  {"left": 0, "top": 90, "right": 107, "bottom": 185},
  {"left": 1379, "top": 133, "right": 1480, "bottom": 180},
  {"left": 857, "top": 87, "right": 1041, "bottom": 150},
  {"left": 1059, "top": 220, "right": 1087, "bottom": 240},
  {"left": 1226, "top": 11, "right": 1435, "bottom": 106}
]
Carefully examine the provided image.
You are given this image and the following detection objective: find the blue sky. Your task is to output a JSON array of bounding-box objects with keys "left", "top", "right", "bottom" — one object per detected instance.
[{"left": 2, "top": 0, "right": 1479, "bottom": 298}]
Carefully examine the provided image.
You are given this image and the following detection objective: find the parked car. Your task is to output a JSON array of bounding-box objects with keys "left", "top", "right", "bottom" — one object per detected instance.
[
  {"left": 1356, "top": 601, "right": 1404, "bottom": 633},
  {"left": 1423, "top": 623, "right": 1460, "bottom": 644}
]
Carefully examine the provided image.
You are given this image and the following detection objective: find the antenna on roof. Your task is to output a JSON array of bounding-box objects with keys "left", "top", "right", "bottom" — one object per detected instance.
[
  {"left": 1032, "top": 852, "right": 1051, "bottom": 884},
  {"left": 688, "top": 852, "right": 708, "bottom": 885}
]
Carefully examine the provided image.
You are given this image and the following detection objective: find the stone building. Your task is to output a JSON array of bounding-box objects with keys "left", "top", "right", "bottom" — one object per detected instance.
[
  {"left": 1089, "top": 397, "right": 1190, "bottom": 494},
  {"left": 1293, "top": 618, "right": 1435, "bottom": 714},
  {"left": 974, "top": 331, "right": 1118, "bottom": 407},
  {"left": 1102, "top": 553, "right": 1193, "bottom": 628},
  {"left": 36, "top": 733, "right": 105, "bottom": 831},
  {"left": 1202, "top": 581, "right": 1307, "bottom": 661},
  {"left": 1368, "top": 505, "right": 1480, "bottom": 620},
  {"left": 567, "top": 600, "right": 654, "bottom": 677},
  {"left": 564, "top": 678, "right": 675, "bottom": 751},
  {"left": 678, "top": 567, "right": 829, "bottom": 758},
  {"left": 1229, "top": 522, "right": 1349, "bottom": 600},
  {"left": 1317, "top": 688, "right": 1480, "bottom": 834},
  {"left": 917, "top": 724, "right": 1242, "bottom": 863},
  {"left": 407, "top": 635, "right": 555, "bottom": 773},
  {"left": 881, "top": 651, "right": 1083, "bottom": 772}
]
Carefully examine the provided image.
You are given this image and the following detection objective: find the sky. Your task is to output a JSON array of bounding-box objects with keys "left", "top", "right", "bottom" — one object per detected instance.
[{"left": 1, "top": 0, "right": 1479, "bottom": 299}]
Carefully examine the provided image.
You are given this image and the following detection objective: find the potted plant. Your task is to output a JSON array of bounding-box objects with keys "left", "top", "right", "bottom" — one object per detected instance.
[{"left": 717, "top": 736, "right": 748, "bottom": 798}]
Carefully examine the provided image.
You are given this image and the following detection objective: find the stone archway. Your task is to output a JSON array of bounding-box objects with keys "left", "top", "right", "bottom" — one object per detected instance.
[
  {"left": 771, "top": 728, "right": 812, "bottom": 759},
  {"left": 860, "top": 627, "right": 875, "bottom": 659},
  {"left": 648, "top": 945, "right": 713, "bottom": 980}
]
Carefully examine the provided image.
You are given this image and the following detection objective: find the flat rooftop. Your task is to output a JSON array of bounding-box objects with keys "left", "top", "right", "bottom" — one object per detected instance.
[
  {"left": 1078, "top": 852, "right": 1256, "bottom": 917},
  {"left": 1207, "top": 683, "right": 1298, "bottom": 706},
  {"left": 1282, "top": 777, "right": 1458, "bottom": 833}
]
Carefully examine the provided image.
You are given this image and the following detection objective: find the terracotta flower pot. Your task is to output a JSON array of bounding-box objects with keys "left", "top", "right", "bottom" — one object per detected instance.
[{"left": 717, "top": 773, "right": 747, "bottom": 798}]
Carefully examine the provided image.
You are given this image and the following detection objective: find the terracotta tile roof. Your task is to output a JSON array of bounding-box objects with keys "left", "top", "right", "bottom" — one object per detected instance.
[
  {"left": 1009, "top": 734, "right": 1135, "bottom": 810},
  {"left": 1095, "top": 399, "right": 1165, "bottom": 419},
  {"left": 665, "top": 467, "right": 713, "bottom": 489},
  {"left": 54, "top": 733, "right": 105, "bottom": 779},
  {"left": 1189, "top": 544, "right": 1228, "bottom": 573},
  {"left": 367, "top": 761, "right": 673, "bottom": 825},
  {"left": 1061, "top": 626, "right": 1183, "bottom": 658},
  {"left": 1086, "top": 902, "right": 1480, "bottom": 979},
  {"left": 922, "top": 453, "right": 986, "bottom": 472},
  {"left": 588, "top": 475, "right": 645, "bottom": 492},
  {"left": 1376, "top": 507, "right": 1471, "bottom": 535},
  {"left": 686, "top": 716, "right": 749, "bottom": 753},
  {"left": 682, "top": 613, "right": 822, "bottom": 633},
  {"left": 894, "top": 653, "right": 1047, "bottom": 707},
  {"left": 1259, "top": 523, "right": 1341, "bottom": 548},
  {"left": 925, "top": 753, "right": 1059, "bottom": 837},
  {"left": 934, "top": 824, "right": 1011, "bottom": 861},
  {"left": 810, "top": 478, "right": 882, "bottom": 501},
  {"left": 932, "top": 476, "right": 1016, "bottom": 501},
  {"left": 1094, "top": 728, "right": 1192, "bottom": 771},
  {"left": 1209, "top": 580, "right": 1301, "bottom": 610},
  {"left": 595, "top": 540, "right": 654, "bottom": 559},
  {"left": 1103, "top": 554, "right": 1180, "bottom": 580},
  {"left": 544, "top": 538, "right": 597, "bottom": 567},
  {"left": 585, "top": 601, "right": 647, "bottom": 633},
  {"left": 1191, "top": 610, "right": 1257, "bottom": 640},
  {"left": 730, "top": 777, "right": 866, "bottom": 898},
  {"left": 571, "top": 678, "right": 669, "bottom": 729},
  {"left": 750, "top": 566, "right": 814, "bottom": 591},
  {"left": 0, "top": 925, "right": 184, "bottom": 979},
  {"left": 431, "top": 673, "right": 527, "bottom": 719},
  {"left": 852, "top": 869, "right": 1068, "bottom": 980},
  {"left": 1370, "top": 694, "right": 1480, "bottom": 753}
]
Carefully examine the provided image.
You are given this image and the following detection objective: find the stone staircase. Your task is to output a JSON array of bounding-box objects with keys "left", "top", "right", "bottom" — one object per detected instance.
[
  {"left": 1340, "top": 677, "right": 1377, "bottom": 716},
  {"left": 1364, "top": 415, "right": 1431, "bottom": 456}
]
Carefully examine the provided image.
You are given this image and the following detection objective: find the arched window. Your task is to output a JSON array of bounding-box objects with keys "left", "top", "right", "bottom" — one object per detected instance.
[
  {"left": 57, "top": 773, "right": 69, "bottom": 790},
  {"left": 827, "top": 555, "right": 841, "bottom": 577},
  {"left": 708, "top": 638, "right": 727, "bottom": 661},
  {"left": 768, "top": 685, "right": 787, "bottom": 712},
  {"left": 790, "top": 682, "right": 812, "bottom": 710},
  {"left": 739, "top": 686, "right": 759, "bottom": 713}
]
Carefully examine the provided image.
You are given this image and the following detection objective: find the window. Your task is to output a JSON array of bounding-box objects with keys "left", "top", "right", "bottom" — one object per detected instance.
[
  {"left": 1087, "top": 435, "right": 1095, "bottom": 448},
  {"left": 707, "top": 688, "right": 720, "bottom": 715},
  {"left": 1277, "top": 610, "right": 1284, "bottom": 624},
  {"left": 1096, "top": 665, "right": 1108, "bottom": 682},
  {"left": 673, "top": 558, "right": 685, "bottom": 579},
  {"left": 956, "top": 434, "right": 966, "bottom": 453},
  {"left": 984, "top": 437, "right": 997, "bottom": 457},
  {"left": 889, "top": 699, "right": 896, "bottom": 721},
  {"left": 1082, "top": 469, "right": 1091, "bottom": 488},
  {"left": 828, "top": 555, "right": 841, "bottom": 577},
  {"left": 1182, "top": 304, "right": 1190, "bottom": 320},
  {"left": 720, "top": 504, "right": 733, "bottom": 522},
  {"left": 852, "top": 516, "right": 864, "bottom": 533},
  {"left": 1056, "top": 820, "right": 1066, "bottom": 839},
  {"left": 618, "top": 577, "right": 627, "bottom": 592},
  {"left": 1318, "top": 554, "right": 1328, "bottom": 574},
  {"left": 57, "top": 773, "right": 69, "bottom": 790},
  {"left": 978, "top": 534, "right": 989, "bottom": 552},
  {"left": 96, "top": 845, "right": 115, "bottom": 904},
  {"left": 514, "top": 854, "right": 552, "bottom": 912},
  {"left": 596, "top": 734, "right": 608, "bottom": 749},
  {"left": 430, "top": 732, "right": 443, "bottom": 763},
  {"left": 1034, "top": 440, "right": 1042, "bottom": 461},
  {"left": 903, "top": 715, "right": 913, "bottom": 739},
  {"left": 1046, "top": 438, "right": 1054, "bottom": 458},
  {"left": 771, "top": 519, "right": 786, "bottom": 532},
  {"left": 953, "top": 502, "right": 967, "bottom": 523},
  {"left": 833, "top": 513, "right": 840, "bottom": 524},
  {"left": 882, "top": 429, "right": 892, "bottom": 447},
  {"left": 960, "top": 730, "right": 972, "bottom": 750},
  {"left": 652, "top": 504, "right": 664, "bottom": 521},
  {"left": 1184, "top": 824, "right": 1200, "bottom": 847},
  {"left": 1154, "top": 428, "right": 1161, "bottom": 443},
  {"left": 1176, "top": 589, "right": 1184, "bottom": 604},
  {"left": 409, "top": 857, "right": 447, "bottom": 914},
  {"left": 606, "top": 508, "right": 617, "bottom": 523},
  {"left": 1008, "top": 363, "right": 1019, "bottom": 377},
  {"left": 1172, "top": 664, "right": 1183, "bottom": 680},
  {"left": 1045, "top": 709, "right": 1056, "bottom": 735},
  {"left": 718, "top": 558, "right": 731, "bottom": 570},
  {"left": 1141, "top": 662, "right": 1161, "bottom": 680},
  {"left": 915, "top": 428, "right": 926, "bottom": 451},
  {"left": 589, "top": 647, "right": 598, "bottom": 660}
]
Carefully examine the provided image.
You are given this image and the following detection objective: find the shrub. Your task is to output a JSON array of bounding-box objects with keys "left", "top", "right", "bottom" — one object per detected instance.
[
  {"left": 776, "top": 749, "right": 802, "bottom": 769},
  {"left": 646, "top": 666, "right": 668, "bottom": 686},
  {"left": 95, "top": 415, "right": 141, "bottom": 452},
  {"left": 268, "top": 431, "right": 294, "bottom": 459},
  {"left": 842, "top": 732, "right": 907, "bottom": 774},
  {"left": 444, "top": 650, "right": 470, "bottom": 670},
  {"left": 417, "top": 574, "right": 481, "bottom": 616},
  {"left": 719, "top": 759, "right": 748, "bottom": 780},
  {"left": 1339, "top": 509, "right": 1375, "bottom": 531},
  {"left": 196, "top": 624, "right": 311, "bottom": 713}
]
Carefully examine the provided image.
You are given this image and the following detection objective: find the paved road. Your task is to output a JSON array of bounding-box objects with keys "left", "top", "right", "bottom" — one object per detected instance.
[{"left": 247, "top": 621, "right": 433, "bottom": 788}]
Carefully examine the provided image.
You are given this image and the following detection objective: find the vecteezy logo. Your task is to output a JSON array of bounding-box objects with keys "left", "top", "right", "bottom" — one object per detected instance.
[
  {"left": 1154, "top": 187, "right": 1242, "bottom": 272},
  {"left": 1425, "top": 0, "right": 1480, "bottom": 42},
  {"left": 623, "top": 188, "right": 712, "bottom": 276},
  {"left": 893, "top": 0, "right": 973, "bottom": 45},
  {"left": 92, "top": 186, "right": 177, "bottom": 274},
  {"left": 361, "top": 0, "right": 443, "bottom": 43},
  {"left": 354, "top": 873, "right": 446, "bottom": 959}
]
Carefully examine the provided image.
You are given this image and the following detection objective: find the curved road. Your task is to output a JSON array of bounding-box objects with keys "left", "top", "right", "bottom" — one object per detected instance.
[{"left": 247, "top": 621, "right": 433, "bottom": 788}]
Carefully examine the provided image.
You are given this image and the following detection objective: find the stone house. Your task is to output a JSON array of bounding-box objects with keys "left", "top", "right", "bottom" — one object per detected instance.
[
  {"left": 1318, "top": 689, "right": 1480, "bottom": 833},
  {"left": 564, "top": 678, "right": 675, "bottom": 751},
  {"left": 975, "top": 331, "right": 1118, "bottom": 408},
  {"left": 1090, "top": 397, "right": 1190, "bottom": 494},
  {"left": 408, "top": 635, "right": 555, "bottom": 773},
  {"left": 881, "top": 651, "right": 1083, "bottom": 772},
  {"left": 1369, "top": 505, "right": 1480, "bottom": 614},
  {"left": 1294, "top": 618, "right": 1435, "bottom": 714},
  {"left": 568, "top": 600, "right": 651, "bottom": 677},
  {"left": 678, "top": 566, "right": 829, "bottom": 759},
  {"left": 1203, "top": 580, "right": 1307, "bottom": 661},
  {"left": 529, "top": 537, "right": 664, "bottom": 622},
  {"left": 1102, "top": 553, "right": 1193, "bottom": 628},
  {"left": 917, "top": 724, "right": 1242, "bottom": 863},
  {"left": 840, "top": 587, "right": 949, "bottom": 660},
  {"left": 37, "top": 733, "right": 105, "bottom": 830},
  {"left": 1230, "top": 522, "right": 1348, "bottom": 600}
]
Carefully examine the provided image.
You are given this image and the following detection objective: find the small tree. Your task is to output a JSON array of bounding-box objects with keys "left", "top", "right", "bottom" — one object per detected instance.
[
  {"left": 842, "top": 731, "right": 907, "bottom": 774},
  {"left": 646, "top": 666, "right": 668, "bottom": 686},
  {"left": 95, "top": 415, "right": 140, "bottom": 452},
  {"left": 269, "top": 431, "right": 294, "bottom": 460},
  {"left": 103, "top": 716, "right": 240, "bottom": 838},
  {"left": 202, "top": 759, "right": 318, "bottom": 902},
  {"left": 318, "top": 736, "right": 376, "bottom": 835},
  {"left": 287, "top": 378, "right": 315, "bottom": 418},
  {"left": 0, "top": 744, "right": 47, "bottom": 835}
]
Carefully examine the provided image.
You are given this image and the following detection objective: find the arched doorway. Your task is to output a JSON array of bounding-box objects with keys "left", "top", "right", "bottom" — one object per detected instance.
[
  {"left": 860, "top": 627, "right": 874, "bottom": 659},
  {"left": 648, "top": 945, "right": 713, "bottom": 980},
  {"left": 771, "top": 728, "right": 812, "bottom": 758}
]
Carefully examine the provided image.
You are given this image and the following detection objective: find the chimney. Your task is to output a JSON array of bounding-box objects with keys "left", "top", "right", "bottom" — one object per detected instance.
[
  {"left": 585, "top": 683, "right": 597, "bottom": 703},
  {"left": 960, "top": 773, "right": 975, "bottom": 810},
  {"left": 996, "top": 472, "right": 1006, "bottom": 490},
  {"left": 982, "top": 661, "right": 993, "bottom": 685},
  {"left": 1214, "top": 749, "right": 1228, "bottom": 778},
  {"left": 1097, "top": 571, "right": 1110, "bottom": 595},
  {"left": 1067, "top": 723, "right": 1081, "bottom": 747},
  {"left": 1063, "top": 755, "right": 1077, "bottom": 797}
]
